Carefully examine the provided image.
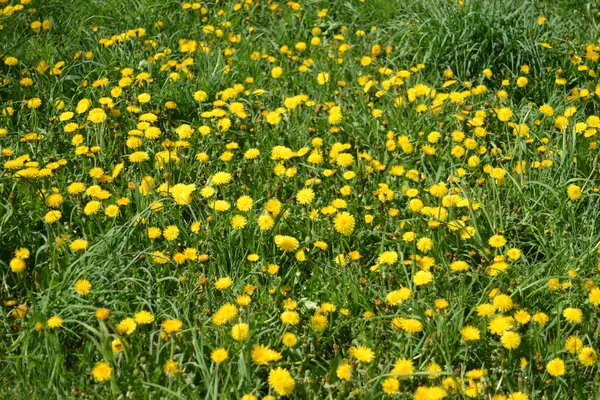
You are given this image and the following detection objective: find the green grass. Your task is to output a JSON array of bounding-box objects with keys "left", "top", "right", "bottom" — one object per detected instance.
[{"left": 1, "top": 0, "right": 600, "bottom": 398}]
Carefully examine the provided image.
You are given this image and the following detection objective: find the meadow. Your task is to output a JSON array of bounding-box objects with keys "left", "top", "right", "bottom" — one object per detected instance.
[{"left": 2, "top": 0, "right": 600, "bottom": 398}]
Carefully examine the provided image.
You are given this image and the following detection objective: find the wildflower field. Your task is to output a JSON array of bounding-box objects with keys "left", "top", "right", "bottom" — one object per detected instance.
[{"left": 2, "top": 0, "right": 600, "bottom": 398}]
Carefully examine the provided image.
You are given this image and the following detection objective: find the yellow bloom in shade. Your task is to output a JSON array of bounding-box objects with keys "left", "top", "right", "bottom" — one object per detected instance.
[
  {"left": 116, "top": 318, "right": 137, "bottom": 335},
  {"left": 567, "top": 184, "right": 582, "bottom": 200},
  {"left": 211, "top": 348, "right": 229, "bottom": 364},
  {"left": 70, "top": 239, "right": 88, "bottom": 251},
  {"left": 212, "top": 303, "right": 238, "bottom": 325},
  {"left": 44, "top": 210, "right": 62, "bottom": 223},
  {"left": 47, "top": 316, "right": 63, "bottom": 329},
  {"left": 386, "top": 288, "right": 411, "bottom": 305},
  {"left": 274, "top": 235, "right": 300, "bottom": 252},
  {"left": 96, "top": 308, "right": 110, "bottom": 320},
  {"left": 488, "top": 234, "right": 506, "bottom": 248},
  {"left": 311, "top": 314, "right": 328, "bottom": 331},
  {"left": 546, "top": 358, "right": 566, "bottom": 377},
  {"left": 500, "top": 331, "right": 521, "bottom": 349},
  {"left": 211, "top": 171, "right": 232, "bottom": 185},
  {"left": 450, "top": 260, "right": 469, "bottom": 272},
  {"left": 317, "top": 72, "right": 330, "bottom": 85},
  {"left": 10, "top": 258, "right": 26, "bottom": 273},
  {"left": 231, "top": 323, "right": 249, "bottom": 341},
  {"left": 282, "top": 332, "right": 297, "bottom": 347},
  {"left": 400, "top": 318, "right": 423, "bottom": 333},
  {"left": 377, "top": 251, "right": 398, "bottom": 265},
  {"left": 231, "top": 215, "right": 247, "bottom": 229},
  {"left": 163, "top": 359, "right": 181, "bottom": 375},
  {"left": 129, "top": 151, "right": 149, "bottom": 163},
  {"left": 134, "top": 310, "right": 154, "bottom": 325},
  {"left": 170, "top": 183, "right": 196, "bottom": 205},
  {"left": 336, "top": 363, "right": 351, "bottom": 380},
  {"left": 533, "top": 312, "right": 549, "bottom": 325},
  {"left": 87, "top": 108, "right": 107, "bottom": 123},
  {"left": 508, "top": 392, "right": 529, "bottom": 400},
  {"left": 493, "top": 294, "right": 513, "bottom": 312},
  {"left": 488, "top": 316, "right": 513, "bottom": 335},
  {"left": 236, "top": 195, "right": 254, "bottom": 211},
  {"left": 74, "top": 279, "right": 92, "bottom": 295},
  {"left": 271, "top": 66, "right": 283, "bottom": 78},
  {"left": 214, "top": 277, "right": 233, "bottom": 290},
  {"left": 349, "top": 345, "right": 375, "bottom": 363},
  {"left": 413, "top": 270, "right": 433, "bottom": 286},
  {"left": 578, "top": 347, "right": 597, "bottom": 366},
  {"left": 84, "top": 200, "right": 101, "bottom": 215},
  {"left": 296, "top": 188, "right": 316, "bottom": 204},
  {"left": 162, "top": 318, "right": 183, "bottom": 333},
  {"left": 280, "top": 311, "right": 300, "bottom": 325},
  {"left": 496, "top": 107, "right": 513, "bottom": 121},
  {"left": 251, "top": 344, "right": 282, "bottom": 365},
  {"left": 460, "top": 326, "right": 480, "bottom": 341},
  {"left": 562, "top": 307, "right": 583, "bottom": 324},
  {"left": 333, "top": 212, "right": 355, "bottom": 235},
  {"left": 257, "top": 214, "right": 275, "bottom": 230},
  {"left": 382, "top": 377, "right": 400, "bottom": 394},
  {"left": 163, "top": 225, "right": 179, "bottom": 241},
  {"left": 416, "top": 237, "right": 433, "bottom": 253},
  {"left": 589, "top": 287, "right": 600, "bottom": 305},
  {"left": 565, "top": 336, "right": 583, "bottom": 353},
  {"left": 91, "top": 361, "right": 112, "bottom": 382},
  {"left": 14, "top": 248, "right": 30, "bottom": 259},
  {"left": 391, "top": 358, "right": 414, "bottom": 379},
  {"left": 268, "top": 367, "right": 295, "bottom": 396},
  {"left": 104, "top": 205, "right": 119, "bottom": 217},
  {"left": 112, "top": 338, "right": 124, "bottom": 353}
]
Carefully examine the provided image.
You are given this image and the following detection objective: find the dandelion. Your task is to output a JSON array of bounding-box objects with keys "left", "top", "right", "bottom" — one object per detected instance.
[
  {"left": 497, "top": 107, "right": 513, "bottom": 121},
  {"left": 231, "top": 323, "right": 249, "bottom": 341},
  {"left": 70, "top": 239, "right": 88, "bottom": 252},
  {"left": 212, "top": 303, "right": 238, "bottom": 325},
  {"left": 162, "top": 319, "right": 183, "bottom": 333},
  {"left": 274, "top": 235, "right": 300, "bottom": 252},
  {"left": 251, "top": 345, "right": 282, "bottom": 365},
  {"left": 211, "top": 348, "right": 229, "bottom": 364},
  {"left": 460, "top": 326, "right": 480, "bottom": 341},
  {"left": 163, "top": 225, "right": 179, "bottom": 241},
  {"left": 500, "top": 331, "right": 521, "bottom": 350},
  {"left": 10, "top": 258, "right": 26, "bottom": 273},
  {"left": 578, "top": 347, "right": 597, "bottom": 366},
  {"left": 296, "top": 188, "right": 315, "bottom": 205},
  {"left": 47, "top": 316, "right": 63, "bottom": 329},
  {"left": 116, "top": 318, "right": 137, "bottom": 335},
  {"left": 163, "top": 359, "right": 181, "bottom": 375},
  {"left": 87, "top": 108, "right": 107, "bottom": 123},
  {"left": 333, "top": 212, "right": 355, "bottom": 235},
  {"left": 563, "top": 307, "right": 583, "bottom": 324},
  {"left": 546, "top": 358, "right": 566, "bottom": 377},
  {"left": 74, "top": 279, "right": 92, "bottom": 295},
  {"left": 134, "top": 311, "right": 154, "bottom": 325},
  {"left": 391, "top": 358, "right": 414, "bottom": 379},
  {"left": 381, "top": 377, "right": 400, "bottom": 395},
  {"left": 349, "top": 346, "right": 375, "bottom": 363},
  {"left": 214, "top": 277, "right": 233, "bottom": 290},
  {"left": 567, "top": 185, "right": 582, "bottom": 200},
  {"left": 268, "top": 367, "right": 295, "bottom": 396},
  {"left": 413, "top": 270, "right": 433, "bottom": 286},
  {"left": 336, "top": 363, "right": 351, "bottom": 380},
  {"left": 211, "top": 172, "right": 232, "bottom": 185},
  {"left": 96, "top": 308, "right": 110, "bottom": 321},
  {"left": 282, "top": 333, "right": 297, "bottom": 347},
  {"left": 91, "top": 361, "right": 112, "bottom": 382}
]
